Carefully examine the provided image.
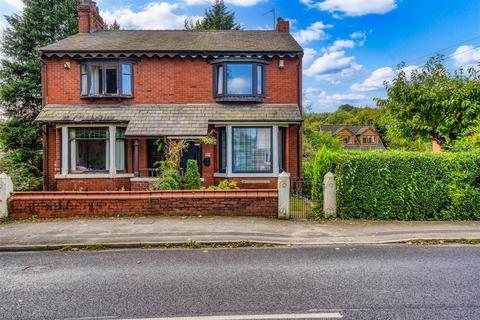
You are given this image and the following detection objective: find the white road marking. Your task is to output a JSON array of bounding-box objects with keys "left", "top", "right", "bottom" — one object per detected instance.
[{"left": 120, "top": 312, "right": 343, "bottom": 320}]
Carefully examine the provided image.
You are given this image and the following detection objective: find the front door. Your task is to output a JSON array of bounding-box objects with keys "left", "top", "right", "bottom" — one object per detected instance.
[
  {"left": 180, "top": 142, "right": 202, "bottom": 176},
  {"left": 147, "top": 139, "right": 164, "bottom": 176}
]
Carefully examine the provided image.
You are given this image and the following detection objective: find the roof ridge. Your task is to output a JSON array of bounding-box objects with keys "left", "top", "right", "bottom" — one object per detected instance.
[{"left": 96, "top": 29, "right": 279, "bottom": 33}]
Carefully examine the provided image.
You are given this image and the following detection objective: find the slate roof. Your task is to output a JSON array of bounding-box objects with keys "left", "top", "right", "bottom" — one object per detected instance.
[
  {"left": 36, "top": 104, "right": 302, "bottom": 137},
  {"left": 40, "top": 30, "right": 303, "bottom": 58},
  {"left": 319, "top": 125, "right": 377, "bottom": 135}
]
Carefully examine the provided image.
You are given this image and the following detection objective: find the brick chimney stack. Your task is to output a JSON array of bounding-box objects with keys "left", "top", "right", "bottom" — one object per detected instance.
[
  {"left": 276, "top": 18, "right": 290, "bottom": 33},
  {"left": 78, "top": 0, "right": 104, "bottom": 33}
]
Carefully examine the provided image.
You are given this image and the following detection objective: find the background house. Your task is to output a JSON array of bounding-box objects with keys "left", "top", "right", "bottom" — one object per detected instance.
[
  {"left": 36, "top": 0, "right": 303, "bottom": 191},
  {"left": 320, "top": 125, "right": 385, "bottom": 150}
]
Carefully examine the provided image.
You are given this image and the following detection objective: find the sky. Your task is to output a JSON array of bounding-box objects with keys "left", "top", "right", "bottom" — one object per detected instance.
[{"left": 1, "top": 0, "right": 480, "bottom": 112}]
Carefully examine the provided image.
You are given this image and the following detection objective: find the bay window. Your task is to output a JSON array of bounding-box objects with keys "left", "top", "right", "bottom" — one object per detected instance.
[
  {"left": 80, "top": 60, "right": 133, "bottom": 98},
  {"left": 217, "top": 125, "right": 288, "bottom": 176},
  {"left": 64, "top": 126, "right": 127, "bottom": 175},
  {"left": 214, "top": 62, "right": 265, "bottom": 99},
  {"left": 232, "top": 127, "right": 272, "bottom": 173},
  {"left": 69, "top": 128, "right": 109, "bottom": 173}
]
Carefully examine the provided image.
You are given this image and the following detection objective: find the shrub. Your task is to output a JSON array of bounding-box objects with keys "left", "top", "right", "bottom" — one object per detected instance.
[
  {"left": 0, "top": 156, "right": 42, "bottom": 191},
  {"left": 312, "top": 151, "right": 480, "bottom": 220},
  {"left": 183, "top": 159, "right": 201, "bottom": 190},
  {"left": 311, "top": 147, "right": 336, "bottom": 201},
  {"left": 207, "top": 180, "right": 239, "bottom": 190},
  {"left": 154, "top": 169, "right": 181, "bottom": 190}
]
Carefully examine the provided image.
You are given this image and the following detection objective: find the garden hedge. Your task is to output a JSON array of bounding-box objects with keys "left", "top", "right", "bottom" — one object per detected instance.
[{"left": 309, "top": 151, "right": 480, "bottom": 220}]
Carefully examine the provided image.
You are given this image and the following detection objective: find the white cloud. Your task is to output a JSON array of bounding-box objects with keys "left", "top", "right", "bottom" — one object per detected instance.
[
  {"left": 350, "top": 67, "right": 394, "bottom": 92},
  {"left": 350, "top": 31, "right": 366, "bottom": 39},
  {"left": 227, "top": 77, "right": 251, "bottom": 94},
  {"left": 184, "top": 0, "right": 264, "bottom": 6},
  {"left": 329, "top": 39, "right": 355, "bottom": 51},
  {"left": 303, "top": 48, "right": 317, "bottom": 68},
  {"left": 292, "top": 21, "right": 332, "bottom": 45},
  {"left": 305, "top": 50, "right": 362, "bottom": 83},
  {"left": 1, "top": 0, "right": 24, "bottom": 11},
  {"left": 351, "top": 65, "right": 419, "bottom": 92},
  {"left": 452, "top": 45, "right": 480, "bottom": 68},
  {"left": 299, "top": 0, "right": 314, "bottom": 5},
  {"left": 315, "top": 0, "right": 397, "bottom": 17},
  {"left": 102, "top": 2, "right": 202, "bottom": 29},
  {"left": 304, "top": 87, "right": 371, "bottom": 112}
]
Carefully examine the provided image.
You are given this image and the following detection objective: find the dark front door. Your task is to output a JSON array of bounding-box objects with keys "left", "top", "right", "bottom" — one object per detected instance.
[
  {"left": 180, "top": 142, "right": 202, "bottom": 176},
  {"left": 147, "top": 139, "right": 164, "bottom": 176}
]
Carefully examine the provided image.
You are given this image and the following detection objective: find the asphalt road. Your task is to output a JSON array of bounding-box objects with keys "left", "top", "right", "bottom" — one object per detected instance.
[{"left": 0, "top": 245, "right": 479, "bottom": 320}]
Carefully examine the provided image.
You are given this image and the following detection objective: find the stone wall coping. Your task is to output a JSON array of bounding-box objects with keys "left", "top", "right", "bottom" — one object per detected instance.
[{"left": 10, "top": 189, "right": 278, "bottom": 201}]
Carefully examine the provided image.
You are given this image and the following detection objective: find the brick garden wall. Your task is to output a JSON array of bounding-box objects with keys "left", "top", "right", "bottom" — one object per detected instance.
[{"left": 9, "top": 190, "right": 278, "bottom": 219}]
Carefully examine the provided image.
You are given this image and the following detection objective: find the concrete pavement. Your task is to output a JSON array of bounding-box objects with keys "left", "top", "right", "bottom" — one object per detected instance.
[{"left": 0, "top": 216, "right": 479, "bottom": 250}]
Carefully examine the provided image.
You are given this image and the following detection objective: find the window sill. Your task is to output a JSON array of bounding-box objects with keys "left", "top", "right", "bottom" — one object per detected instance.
[
  {"left": 80, "top": 95, "right": 133, "bottom": 100},
  {"left": 55, "top": 173, "right": 134, "bottom": 179},
  {"left": 214, "top": 96, "right": 265, "bottom": 103},
  {"left": 214, "top": 172, "right": 279, "bottom": 178}
]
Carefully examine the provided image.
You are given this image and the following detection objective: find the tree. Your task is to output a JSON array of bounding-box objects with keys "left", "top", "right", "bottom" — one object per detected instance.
[
  {"left": 0, "top": 0, "right": 80, "bottom": 190},
  {"left": 104, "top": 20, "right": 121, "bottom": 30},
  {"left": 184, "top": 0, "right": 241, "bottom": 30},
  {"left": 377, "top": 56, "right": 480, "bottom": 148}
]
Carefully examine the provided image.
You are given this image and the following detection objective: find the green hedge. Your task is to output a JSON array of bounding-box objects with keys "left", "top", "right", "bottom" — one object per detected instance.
[{"left": 311, "top": 150, "right": 480, "bottom": 220}]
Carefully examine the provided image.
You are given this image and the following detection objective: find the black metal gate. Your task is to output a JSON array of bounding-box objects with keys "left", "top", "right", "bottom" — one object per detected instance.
[{"left": 290, "top": 178, "right": 313, "bottom": 219}]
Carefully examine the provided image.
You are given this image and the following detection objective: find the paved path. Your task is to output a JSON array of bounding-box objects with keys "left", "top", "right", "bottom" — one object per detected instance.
[
  {"left": 1, "top": 245, "right": 479, "bottom": 319},
  {"left": 0, "top": 216, "right": 479, "bottom": 250}
]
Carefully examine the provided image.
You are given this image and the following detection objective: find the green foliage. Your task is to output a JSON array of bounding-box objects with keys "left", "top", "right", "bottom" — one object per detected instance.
[
  {"left": 312, "top": 151, "right": 480, "bottom": 220},
  {"left": 450, "top": 122, "right": 480, "bottom": 152},
  {"left": 184, "top": 0, "right": 241, "bottom": 30},
  {"left": 0, "top": 0, "right": 79, "bottom": 190},
  {"left": 207, "top": 180, "right": 239, "bottom": 190},
  {"left": 311, "top": 147, "right": 336, "bottom": 201},
  {"left": 155, "top": 169, "right": 181, "bottom": 190},
  {"left": 377, "top": 56, "right": 480, "bottom": 148},
  {"left": 303, "top": 123, "right": 342, "bottom": 159},
  {"left": 200, "top": 135, "right": 217, "bottom": 145},
  {"left": 183, "top": 160, "right": 201, "bottom": 190},
  {"left": 302, "top": 105, "right": 384, "bottom": 158}
]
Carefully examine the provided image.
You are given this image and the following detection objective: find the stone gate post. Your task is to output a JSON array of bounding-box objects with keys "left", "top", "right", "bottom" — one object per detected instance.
[
  {"left": 277, "top": 171, "right": 290, "bottom": 219},
  {"left": 323, "top": 172, "right": 336, "bottom": 218},
  {"left": 0, "top": 173, "right": 13, "bottom": 218}
]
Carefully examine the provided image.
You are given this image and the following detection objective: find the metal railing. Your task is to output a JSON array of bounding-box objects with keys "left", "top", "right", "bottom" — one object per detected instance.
[
  {"left": 290, "top": 178, "right": 313, "bottom": 219},
  {"left": 138, "top": 168, "right": 162, "bottom": 178}
]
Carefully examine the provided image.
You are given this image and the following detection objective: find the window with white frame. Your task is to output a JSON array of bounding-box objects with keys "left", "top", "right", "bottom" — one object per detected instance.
[
  {"left": 80, "top": 61, "right": 133, "bottom": 97},
  {"left": 69, "top": 128, "right": 109, "bottom": 173},
  {"left": 115, "top": 128, "right": 126, "bottom": 172},
  {"left": 67, "top": 127, "right": 127, "bottom": 174},
  {"left": 362, "top": 135, "right": 376, "bottom": 144},
  {"left": 232, "top": 127, "right": 272, "bottom": 173}
]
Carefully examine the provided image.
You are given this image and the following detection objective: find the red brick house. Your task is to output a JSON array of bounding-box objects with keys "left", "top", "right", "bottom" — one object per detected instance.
[{"left": 36, "top": 0, "right": 303, "bottom": 191}]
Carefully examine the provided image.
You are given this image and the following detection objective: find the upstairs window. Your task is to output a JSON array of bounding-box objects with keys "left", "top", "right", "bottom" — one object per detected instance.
[
  {"left": 362, "top": 136, "right": 376, "bottom": 144},
  {"left": 214, "top": 62, "right": 265, "bottom": 99},
  {"left": 80, "top": 61, "right": 133, "bottom": 98}
]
